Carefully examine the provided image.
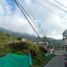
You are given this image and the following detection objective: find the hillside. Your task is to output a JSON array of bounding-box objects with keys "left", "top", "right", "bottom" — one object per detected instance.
[
  {"left": 0, "top": 27, "right": 64, "bottom": 50},
  {"left": 48, "top": 38, "right": 63, "bottom": 50},
  {"left": 0, "top": 27, "right": 38, "bottom": 41},
  {"left": 0, "top": 27, "right": 56, "bottom": 67},
  {"left": 0, "top": 32, "right": 17, "bottom": 47}
]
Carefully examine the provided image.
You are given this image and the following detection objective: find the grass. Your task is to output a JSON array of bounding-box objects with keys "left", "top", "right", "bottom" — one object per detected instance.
[
  {"left": 0, "top": 32, "right": 54, "bottom": 67},
  {"left": 31, "top": 46, "right": 55, "bottom": 67}
]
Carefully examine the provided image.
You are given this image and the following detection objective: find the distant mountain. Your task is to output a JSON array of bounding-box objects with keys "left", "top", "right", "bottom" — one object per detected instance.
[
  {"left": 0, "top": 27, "right": 38, "bottom": 41},
  {"left": 47, "top": 37, "right": 63, "bottom": 48},
  {"left": 0, "top": 27, "right": 63, "bottom": 47},
  {"left": 0, "top": 27, "right": 9, "bottom": 33}
]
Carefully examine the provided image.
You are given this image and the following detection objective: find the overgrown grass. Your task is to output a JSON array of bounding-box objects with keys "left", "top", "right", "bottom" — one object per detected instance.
[
  {"left": 31, "top": 46, "right": 55, "bottom": 67},
  {"left": 0, "top": 32, "right": 54, "bottom": 67}
]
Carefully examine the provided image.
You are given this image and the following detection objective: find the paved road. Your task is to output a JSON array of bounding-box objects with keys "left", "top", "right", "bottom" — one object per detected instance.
[
  {"left": 45, "top": 55, "right": 65, "bottom": 67},
  {"left": 54, "top": 51, "right": 64, "bottom": 55}
]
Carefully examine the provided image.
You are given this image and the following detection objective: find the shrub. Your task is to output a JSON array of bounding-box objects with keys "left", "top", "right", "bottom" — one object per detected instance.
[
  {"left": 8, "top": 41, "right": 39, "bottom": 56},
  {"left": 17, "top": 37, "right": 22, "bottom": 40}
]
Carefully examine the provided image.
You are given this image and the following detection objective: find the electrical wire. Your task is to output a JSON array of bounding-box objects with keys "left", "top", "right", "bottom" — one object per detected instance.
[
  {"left": 44, "top": 0, "right": 67, "bottom": 13},
  {"left": 55, "top": 0, "right": 67, "bottom": 9},
  {"left": 40, "top": 0, "right": 67, "bottom": 21},
  {"left": 21, "top": 0, "right": 67, "bottom": 23},
  {"left": 3, "top": 4, "right": 8, "bottom": 14},
  {"left": 16, "top": 0, "right": 45, "bottom": 37},
  {"left": 40, "top": 0, "right": 63, "bottom": 17},
  {"left": 20, "top": 0, "right": 46, "bottom": 36},
  {"left": 14, "top": 0, "right": 41, "bottom": 38},
  {"left": 17, "top": 0, "right": 41, "bottom": 38}
]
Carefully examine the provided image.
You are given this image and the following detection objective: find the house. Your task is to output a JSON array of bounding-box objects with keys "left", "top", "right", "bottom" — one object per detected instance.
[
  {"left": 63, "top": 29, "right": 67, "bottom": 50},
  {"left": 63, "top": 29, "right": 67, "bottom": 66}
]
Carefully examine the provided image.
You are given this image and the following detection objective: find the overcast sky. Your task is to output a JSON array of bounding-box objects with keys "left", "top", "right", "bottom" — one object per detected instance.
[{"left": 0, "top": 0, "right": 67, "bottom": 39}]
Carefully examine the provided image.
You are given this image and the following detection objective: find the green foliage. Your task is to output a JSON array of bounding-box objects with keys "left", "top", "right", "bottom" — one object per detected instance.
[
  {"left": 43, "top": 36, "right": 48, "bottom": 42},
  {"left": 0, "top": 32, "right": 16, "bottom": 47},
  {"left": 48, "top": 39, "right": 64, "bottom": 50},
  {"left": 8, "top": 40, "right": 53, "bottom": 67},
  {"left": 0, "top": 32, "right": 17, "bottom": 56},
  {"left": 0, "top": 32, "right": 54, "bottom": 67},
  {"left": 17, "top": 37, "right": 22, "bottom": 40},
  {"left": 8, "top": 40, "right": 40, "bottom": 56}
]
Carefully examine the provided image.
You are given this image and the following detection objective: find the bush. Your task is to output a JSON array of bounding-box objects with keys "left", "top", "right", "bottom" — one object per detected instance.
[
  {"left": 0, "top": 47, "right": 6, "bottom": 57},
  {"left": 17, "top": 37, "right": 22, "bottom": 40},
  {"left": 8, "top": 41, "right": 39, "bottom": 56}
]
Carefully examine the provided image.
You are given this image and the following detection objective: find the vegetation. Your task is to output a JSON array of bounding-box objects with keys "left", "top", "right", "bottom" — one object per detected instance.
[
  {"left": 0, "top": 32, "right": 17, "bottom": 47},
  {"left": 48, "top": 39, "right": 64, "bottom": 50},
  {"left": 7, "top": 40, "right": 51, "bottom": 67},
  {"left": 0, "top": 32, "right": 54, "bottom": 67},
  {"left": 17, "top": 36, "right": 22, "bottom": 40}
]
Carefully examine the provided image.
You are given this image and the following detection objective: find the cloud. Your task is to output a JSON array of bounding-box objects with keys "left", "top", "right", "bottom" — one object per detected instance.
[
  {"left": 0, "top": 0, "right": 67, "bottom": 39},
  {"left": 0, "top": 14, "right": 40, "bottom": 36}
]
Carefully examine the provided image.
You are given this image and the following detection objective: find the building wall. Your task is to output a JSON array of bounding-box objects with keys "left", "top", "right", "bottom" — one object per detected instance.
[{"left": 63, "top": 39, "right": 67, "bottom": 45}]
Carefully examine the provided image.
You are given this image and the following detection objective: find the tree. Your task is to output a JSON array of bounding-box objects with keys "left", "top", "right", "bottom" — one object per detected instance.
[
  {"left": 43, "top": 36, "right": 48, "bottom": 43},
  {"left": 17, "top": 36, "right": 22, "bottom": 40},
  {"left": 8, "top": 40, "right": 40, "bottom": 57}
]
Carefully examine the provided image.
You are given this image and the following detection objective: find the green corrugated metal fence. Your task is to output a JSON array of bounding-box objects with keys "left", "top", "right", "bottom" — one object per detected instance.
[{"left": 0, "top": 53, "right": 32, "bottom": 67}]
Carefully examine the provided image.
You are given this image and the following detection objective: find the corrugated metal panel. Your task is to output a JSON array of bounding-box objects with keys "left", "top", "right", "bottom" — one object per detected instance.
[{"left": 0, "top": 53, "right": 32, "bottom": 67}]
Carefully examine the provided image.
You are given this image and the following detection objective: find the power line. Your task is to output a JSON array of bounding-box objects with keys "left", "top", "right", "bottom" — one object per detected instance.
[
  {"left": 21, "top": 0, "right": 35, "bottom": 18},
  {"left": 22, "top": 0, "right": 67, "bottom": 21},
  {"left": 20, "top": 0, "right": 40, "bottom": 31},
  {"left": 40, "top": 0, "right": 62, "bottom": 17},
  {"left": 44, "top": 0, "right": 67, "bottom": 13},
  {"left": 55, "top": 0, "right": 67, "bottom": 9},
  {"left": 14, "top": 0, "right": 41, "bottom": 38},
  {"left": 40, "top": 0, "right": 67, "bottom": 21},
  {"left": 2, "top": 3, "right": 8, "bottom": 14},
  {"left": 17, "top": 0, "right": 41, "bottom": 38},
  {"left": 20, "top": 0, "right": 46, "bottom": 36},
  {"left": 16, "top": 0, "right": 45, "bottom": 37}
]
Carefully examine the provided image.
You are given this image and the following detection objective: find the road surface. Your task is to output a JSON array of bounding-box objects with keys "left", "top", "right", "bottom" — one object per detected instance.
[
  {"left": 54, "top": 51, "right": 64, "bottom": 55},
  {"left": 45, "top": 55, "right": 65, "bottom": 67}
]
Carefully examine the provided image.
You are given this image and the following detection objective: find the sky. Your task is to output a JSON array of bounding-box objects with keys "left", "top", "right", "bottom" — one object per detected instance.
[{"left": 0, "top": 0, "right": 67, "bottom": 39}]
